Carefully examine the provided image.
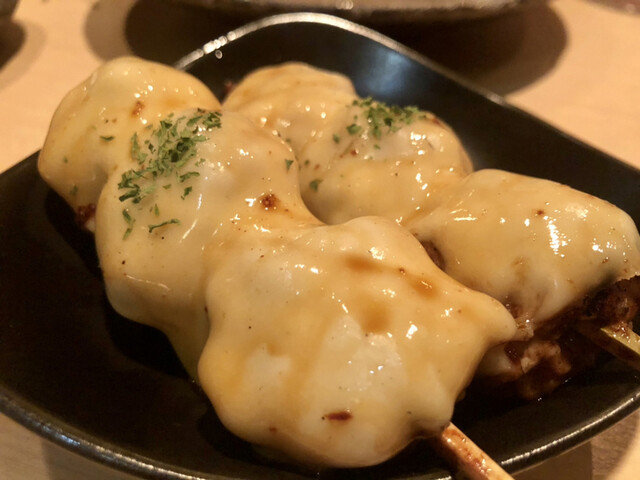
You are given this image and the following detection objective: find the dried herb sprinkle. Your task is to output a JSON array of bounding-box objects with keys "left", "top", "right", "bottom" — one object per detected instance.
[
  {"left": 118, "top": 110, "right": 221, "bottom": 238},
  {"left": 343, "top": 98, "right": 425, "bottom": 140}
]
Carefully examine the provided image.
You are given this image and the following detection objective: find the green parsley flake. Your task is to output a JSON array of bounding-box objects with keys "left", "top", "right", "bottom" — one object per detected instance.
[
  {"left": 285, "top": 159, "right": 294, "bottom": 171},
  {"left": 346, "top": 123, "right": 362, "bottom": 135},
  {"left": 118, "top": 110, "right": 222, "bottom": 237},
  {"left": 122, "top": 209, "right": 135, "bottom": 240},
  {"left": 179, "top": 171, "right": 200, "bottom": 182},
  {"left": 149, "top": 219, "right": 180, "bottom": 233},
  {"left": 130, "top": 133, "right": 147, "bottom": 165},
  {"left": 69, "top": 185, "right": 78, "bottom": 196},
  {"left": 309, "top": 179, "right": 322, "bottom": 192},
  {"left": 333, "top": 134, "right": 341, "bottom": 143},
  {"left": 100, "top": 135, "right": 115, "bottom": 141},
  {"left": 348, "top": 98, "right": 424, "bottom": 140}
]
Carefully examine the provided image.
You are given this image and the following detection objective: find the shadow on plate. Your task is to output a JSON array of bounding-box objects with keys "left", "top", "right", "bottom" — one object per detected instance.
[
  {"left": 83, "top": 0, "right": 239, "bottom": 64},
  {"left": 377, "top": 5, "right": 567, "bottom": 95},
  {"left": 0, "top": 20, "right": 23, "bottom": 68},
  {"left": 45, "top": 188, "right": 190, "bottom": 379},
  {"left": 82, "top": 0, "right": 566, "bottom": 96},
  {"left": 104, "top": 305, "right": 190, "bottom": 379}
]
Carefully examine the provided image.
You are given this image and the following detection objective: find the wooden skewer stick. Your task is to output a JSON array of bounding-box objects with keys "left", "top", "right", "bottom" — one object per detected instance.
[
  {"left": 573, "top": 275, "right": 640, "bottom": 371},
  {"left": 428, "top": 422, "right": 514, "bottom": 480},
  {"left": 577, "top": 323, "right": 640, "bottom": 371}
]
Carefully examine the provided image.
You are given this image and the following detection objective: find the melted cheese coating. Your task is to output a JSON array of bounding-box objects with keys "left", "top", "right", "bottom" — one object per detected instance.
[
  {"left": 95, "top": 110, "right": 312, "bottom": 376},
  {"left": 412, "top": 169, "right": 640, "bottom": 341},
  {"left": 227, "top": 64, "right": 640, "bottom": 382},
  {"left": 96, "top": 109, "right": 514, "bottom": 466},
  {"left": 223, "top": 63, "right": 472, "bottom": 226},
  {"left": 228, "top": 65, "right": 640, "bottom": 378},
  {"left": 200, "top": 216, "right": 514, "bottom": 467},
  {"left": 38, "top": 58, "right": 517, "bottom": 468},
  {"left": 38, "top": 57, "right": 220, "bottom": 230},
  {"left": 225, "top": 63, "right": 358, "bottom": 157}
]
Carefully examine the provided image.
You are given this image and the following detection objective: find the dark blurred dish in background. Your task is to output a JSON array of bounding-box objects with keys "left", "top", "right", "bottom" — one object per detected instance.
[
  {"left": 0, "top": 0, "right": 18, "bottom": 28},
  {"left": 165, "top": 0, "right": 545, "bottom": 23}
]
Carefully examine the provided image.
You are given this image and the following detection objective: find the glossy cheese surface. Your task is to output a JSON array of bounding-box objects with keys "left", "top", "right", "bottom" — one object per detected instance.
[
  {"left": 95, "top": 109, "right": 311, "bottom": 376},
  {"left": 200, "top": 216, "right": 514, "bottom": 467},
  {"left": 413, "top": 169, "right": 640, "bottom": 339},
  {"left": 224, "top": 63, "right": 472, "bottom": 227},
  {"left": 225, "top": 63, "right": 358, "bottom": 156},
  {"left": 38, "top": 57, "right": 220, "bottom": 229}
]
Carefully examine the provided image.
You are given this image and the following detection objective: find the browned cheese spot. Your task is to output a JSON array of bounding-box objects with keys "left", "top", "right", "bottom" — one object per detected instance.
[
  {"left": 131, "top": 100, "right": 144, "bottom": 117},
  {"left": 410, "top": 279, "right": 435, "bottom": 299},
  {"left": 362, "top": 299, "right": 390, "bottom": 334},
  {"left": 322, "top": 411, "right": 352, "bottom": 421},
  {"left": 346, "top": 254, "right": 436, "bottom": 301},
  {"left": 260, "top": 193, "right": 278, "bottom": 210},
  {"left": 132, "top": 101, "right": 144, "bottom": 117},
  {"left": 266, "top": 343, "right": 281, "bottom": 356},
  {"left": 345, "top": 255, "right": 377, "bottom": 274}
]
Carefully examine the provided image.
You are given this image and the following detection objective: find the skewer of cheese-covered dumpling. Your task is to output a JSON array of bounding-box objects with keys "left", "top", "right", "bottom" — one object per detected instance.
[
  {"left": 223, "top": 63, "right": 472, "bottom": 227},
  {"left": 97, "top": 107, "right": 516, "bottom": 468},
  {"left": 39, "top": 58, "right": 517, "bottom": 469},
  {"left": 38, "top": 56, "right": 221, "bottom": 231},
  {"left": 225, "top": 64, "right": 640, "bottom": 398},
  {"left": 411, "top": 169, "right": 640, "bottom": 398}
]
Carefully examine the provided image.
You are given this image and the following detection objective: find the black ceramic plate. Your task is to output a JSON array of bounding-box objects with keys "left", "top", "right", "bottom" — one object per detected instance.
[{"left": 1, "top": 12, "right": 640, "bottom": 480}]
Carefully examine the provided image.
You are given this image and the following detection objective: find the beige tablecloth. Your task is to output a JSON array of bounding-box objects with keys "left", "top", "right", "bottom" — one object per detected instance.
[{"left": 1, "top": 0, "right": 639, "bottom": 479}]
